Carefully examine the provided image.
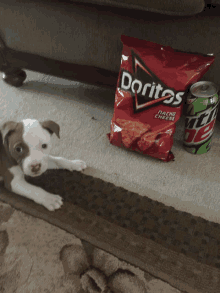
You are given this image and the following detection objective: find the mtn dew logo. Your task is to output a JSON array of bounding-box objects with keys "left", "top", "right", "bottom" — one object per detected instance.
[
  {"left": 119, "top": 51, "right": 185, "bottom": 113},
  {"left": 186, "top": 94, "right": 219, "bottom": 116},
  {"left": 184, "top": 97, "right": 219, "bottom": 154}
]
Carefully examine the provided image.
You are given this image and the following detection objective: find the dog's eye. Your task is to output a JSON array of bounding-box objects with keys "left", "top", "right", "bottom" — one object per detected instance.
[
  {"left": 42, "top": 144, "right": 48, "bottom": 149},
  {"left": 15, "top": 146, "right": 23, "bottom": 153}
]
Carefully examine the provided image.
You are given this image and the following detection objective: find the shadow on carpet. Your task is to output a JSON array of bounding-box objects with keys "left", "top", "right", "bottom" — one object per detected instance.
[{"left": 0, "top": 168, "right": 219, "bottom": 293}]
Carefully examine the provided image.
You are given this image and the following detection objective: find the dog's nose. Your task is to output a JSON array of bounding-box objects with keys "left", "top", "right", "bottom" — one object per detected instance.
[{"left": 31, "top": 163, "right": 41, "bottom": 173}]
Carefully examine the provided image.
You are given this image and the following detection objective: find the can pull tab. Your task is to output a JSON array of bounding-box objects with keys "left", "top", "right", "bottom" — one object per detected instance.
[{"left": 201, "top": 84, "right": 209, "bottom": 91}]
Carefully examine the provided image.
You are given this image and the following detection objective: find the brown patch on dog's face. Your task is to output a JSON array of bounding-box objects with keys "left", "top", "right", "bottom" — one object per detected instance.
[
  {"left": 2, "top": 122, "right": 30, "bottom": 168},
  {"left": 40, "top": 120, "right": 60, "bottom": 138}
]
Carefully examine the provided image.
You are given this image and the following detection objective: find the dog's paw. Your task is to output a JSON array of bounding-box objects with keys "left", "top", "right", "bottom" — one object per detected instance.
[
  {"left": 39, "top": 193, "right": 63, "bottom": 211},
  {"left": 68, "top": 160, "right": 87, "bottom": 172}
]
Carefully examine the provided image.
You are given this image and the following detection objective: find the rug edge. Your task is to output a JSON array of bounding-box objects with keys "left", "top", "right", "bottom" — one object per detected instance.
[{"left": 0, "top": 186, "right": 219, "bottom": 293}]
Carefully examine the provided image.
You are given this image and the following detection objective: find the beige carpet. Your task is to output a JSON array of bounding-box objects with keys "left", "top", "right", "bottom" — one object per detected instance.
[
  {"left": 0, "top": 70, "right": 220, "bottom": 223},
  {"left": 0, "top": 69, "right": 219, "bottom": 292}
]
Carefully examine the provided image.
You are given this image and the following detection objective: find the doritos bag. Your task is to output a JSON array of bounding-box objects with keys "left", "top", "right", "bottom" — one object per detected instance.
[{"left": 107, "top": 35, "right": 215, "bottom": 161}]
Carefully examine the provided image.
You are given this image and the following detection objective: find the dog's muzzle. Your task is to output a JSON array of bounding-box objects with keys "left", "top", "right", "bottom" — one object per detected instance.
[
  {"left": 31, "top": 163, "right": 42, "bottom": 174},
  {"left": 22, "top": 152, "right": 49, "bottom": 177}
]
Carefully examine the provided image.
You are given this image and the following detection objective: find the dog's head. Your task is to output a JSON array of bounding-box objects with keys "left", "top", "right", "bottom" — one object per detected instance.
[{"left": 0, "top": 119, "right": 60, "bottom": 177}]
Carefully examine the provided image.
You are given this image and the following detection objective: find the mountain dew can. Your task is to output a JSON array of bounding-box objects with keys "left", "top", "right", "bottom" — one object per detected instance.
[{"left": 183, "top": 81, "right": 219, "bottom": 154}]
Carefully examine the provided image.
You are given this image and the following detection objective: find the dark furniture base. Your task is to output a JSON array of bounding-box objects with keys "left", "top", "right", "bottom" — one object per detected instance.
[
  {"left": 1, "top": 46, "right": 220, "bottom": 122},
  {"left": 0, "top": 47, "right": 118, "bottom": 90},
  {"left": 2, "top": 68, "right": 27, "bottom": 87}
]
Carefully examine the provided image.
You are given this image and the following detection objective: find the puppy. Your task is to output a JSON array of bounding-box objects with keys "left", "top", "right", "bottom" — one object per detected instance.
[{"left": 0, "top": 119, "right": 87, "bottom": 211}]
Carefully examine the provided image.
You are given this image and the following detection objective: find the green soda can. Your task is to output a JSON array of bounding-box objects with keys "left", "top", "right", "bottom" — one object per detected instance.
[{"left": 183, "top": 81, "right": 219, "bottom": 154}]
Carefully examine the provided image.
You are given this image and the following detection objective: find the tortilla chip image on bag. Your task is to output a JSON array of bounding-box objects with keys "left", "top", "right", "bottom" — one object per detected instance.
[{"left": 107, "top": 35, "right": 215, "bottom": 161}]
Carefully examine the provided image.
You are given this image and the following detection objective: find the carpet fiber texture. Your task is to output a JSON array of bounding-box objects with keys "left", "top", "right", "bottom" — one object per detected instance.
[
  {"left": 1, "top": 202, "right": 166, "bottom": 293},
  {"left": 26, "top": 169, "right": 220, "bottom": 269},
  {"left": 0, "top": 168, "right": 219, "bottom": 293}
]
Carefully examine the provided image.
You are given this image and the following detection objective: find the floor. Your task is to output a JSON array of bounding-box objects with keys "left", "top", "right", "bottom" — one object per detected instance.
[
  {"left": 1, "top": 69, "right": 219, "bottom": 224},
  {"left": 0, "top": 201, "right": 182, "bottom": 293},
  {"left": 1, "top": 69, "right": 218, "bottom": 292}
]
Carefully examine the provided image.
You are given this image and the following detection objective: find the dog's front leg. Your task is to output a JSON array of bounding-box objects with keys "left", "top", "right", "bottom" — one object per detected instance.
[
  {"left": 7, "top": 167, "right": 63, "bottom": 211},
  {"left": 48, "top": 155, "right": 87, "bottom": 172}
]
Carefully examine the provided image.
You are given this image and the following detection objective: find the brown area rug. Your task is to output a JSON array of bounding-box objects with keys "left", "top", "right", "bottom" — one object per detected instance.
[
  {"left": 0, "top": 202, "right": 159, "bottom": 293},
  {"left": 0, "top": 168, "right": 219, "bottom": 293}
]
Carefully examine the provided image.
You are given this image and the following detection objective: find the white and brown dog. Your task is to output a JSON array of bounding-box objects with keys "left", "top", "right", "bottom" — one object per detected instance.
[{"left": 0, "top": 119, "right": 87, "bottom": 211}]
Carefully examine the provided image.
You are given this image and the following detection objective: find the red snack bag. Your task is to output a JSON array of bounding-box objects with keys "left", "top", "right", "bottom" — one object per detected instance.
[
  {"left": 116, "top": 118, "right": 151, "bottom": 148},
  {"left": 107, "top": 35, "right": 215, "bottom": 161}
]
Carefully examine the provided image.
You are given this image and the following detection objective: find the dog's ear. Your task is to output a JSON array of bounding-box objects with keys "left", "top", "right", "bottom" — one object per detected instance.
[
  {"left": 0, "top": 121, "right": 18, "bottom": 144},
  {"left": 40, "top": 120, "right": 60, "bottom": 139}
]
